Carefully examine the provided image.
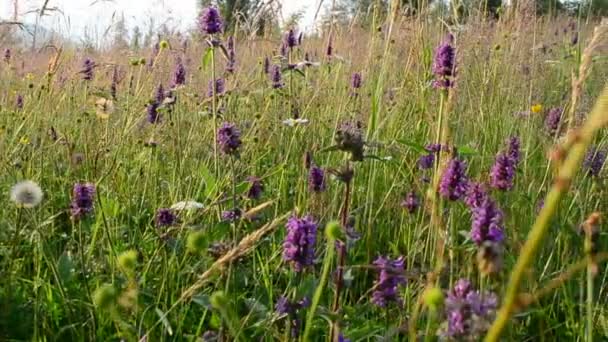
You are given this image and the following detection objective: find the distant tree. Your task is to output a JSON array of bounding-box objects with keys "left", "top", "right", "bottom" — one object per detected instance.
[
  {"left": 112, "top": 14, "right": 129, "bottom": 50},
  {"left": 132, "top": 26, "right": 142, "bottom": 50}
]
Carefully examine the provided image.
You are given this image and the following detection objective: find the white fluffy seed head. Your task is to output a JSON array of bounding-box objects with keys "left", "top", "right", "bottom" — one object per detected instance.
[{"left": 10, "top": 180, "right": 43, "bottom": 208}]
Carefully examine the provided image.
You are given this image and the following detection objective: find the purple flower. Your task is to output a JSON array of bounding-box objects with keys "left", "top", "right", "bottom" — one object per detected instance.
[
  {"left": 3, "top": 48, "right": 10, "bottom": 63},
  {"left": 226, "top": 36, "right": 236, "bottom": 73},
  {"left": 401, "top": 191, "right": 419, "bottom": 213},
  {"left": 110, "top": 66, "right": 119, "bottom": 100},
  {"left": 432, "top": 34, "right": 456, "bottom": 89},
  {"left": 15, "top": 94, "right": 23, "bottom": 109},
  {"left": 583, "top": 147, "right": 606, "bottom": 177},
  {"left": 263, "top": 57, "right": 270, "bottom": 74},
  {"left": 198, "top": 6, "right": 223, "bottom": 35},
  {"left": 270, "top": 64, "right": 283, "bottom": 89},
  {"left": 283, "top": 29, "right": 298, "bottom": 49},
  {"left": 465, "top": 182, "right": 487, "bottom": 208},
  {"left": 439, "top": 158, "right": 468, "bottom": 201},
  {"left": 154, "top": 83, "right": 165, "bottom": 104},
  {"left": 470, "top": 197, "right": 504, "bottom": 245},
  {"left": 351, "top": 72, "right": 362, "bottom": 89},
  {"left": 247, "top": 176, "right": 263, "bottom": 200},
  {"left": 371, "top": 255, "right": 406, "bottom": 307},
  {"left": 308, "top": 166, "right": 326, "bottom": 193},
  {"left": 207, "top": 78, "right": 225, "bottom": 97},
  {"left": 275, "top": 296, "right": 292, "bottom": 315},
  {"left": 171, "top": 57, "right": 186, "bottom": 88},
  {"left": 507, "top": 136, "right": 520, "bottom": 165},
  {"left": 490, "top": 152, "right": 516, "bottom": 191},
  {"left": 545, "top": 107, "right": 562, "bottom": 135},
  {"left": 338, "top": 334, "right": 351, "bottom": 342},
  {"left": 326, "top": 37, "right": 333, "bottom": 57},
  {"left": 221, "top": 208, "right": 241, "bottom": 222},
  {"left": 80, "top": 58, "right": 95, "bottom": 81},
  {"left": 156, "top": 208, "right": 176, "bottom": 228},
  {"left": 418, "top": 154, "right": 435, "bottom": 170},
  {"left": 146, "top": 83, "right": 165, "bottom": 124},
  {"left": 443, "top": 279, "right": 498, "bottom": 339},
  {"left": 70, "top": 182, "right": 96, "bottom": 219},
  {"left": 571, "top": 32, "right": 578, "bottom": 45},
  {"left": 274, "top": 295, "right": 309, "bottom": 337},
  {"left": 283, "top": 215, "right": 318, "bottom": 272},
  {"left": 217, "top": 122, "right": 242, "bottom": 155}
]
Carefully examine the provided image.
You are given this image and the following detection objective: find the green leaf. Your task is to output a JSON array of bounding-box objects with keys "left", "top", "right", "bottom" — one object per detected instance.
[
  {"left": 456, "top": 146, "right": 478, "bottom": 156},
  {"left": 200, "top": 165, "right": 217, "bottom": 198},
  {"left": 57, "top": 252, "right": 73, "bottom": 284},
  {"left": 192, "top": 294, "right": 212, "bottom": 309},
  {"left": 395, "top": 140, "right": 427, "bottom": 154},
  {"left": 201, "top": 47, "right": 213, "bottom": 69},
  {"left": 155, "top": 308, "right": 173, "bottom": 336}
]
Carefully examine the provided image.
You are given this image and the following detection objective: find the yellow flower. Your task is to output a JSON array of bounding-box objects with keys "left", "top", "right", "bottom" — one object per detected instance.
[
  {"left": 531, "top": 104, "right": 543, "bottom": 114},
  {"left": 19, "top": 136, "right": 30, "bottom": 145}
]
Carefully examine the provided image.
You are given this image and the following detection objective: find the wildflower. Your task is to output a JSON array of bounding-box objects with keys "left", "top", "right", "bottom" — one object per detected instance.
[
  {"left": 371, "top": 255, "right": 406, "bottom": 307},
  {"left": 275, "top": 295, "right": 309, "bottom": 337},
  {"left": 326, "top": 37, "right": 333, "bottom": 57},
  {"left": 198, "top": 6, "right": 223, "bottom": 35},
  {"left": 226, "top": 36, "right": 236, "bottom": 73},
  {"left": 110, "top": 66, "right": 119, "bottom": 99},
  {"left": 284, "top": 29, "right": 298, "bottom": 49},
  {"left": 338, "top": 334, "right": 351, "bottom": 342},
  {"left": 70, "top": 182, "right": 96, "bottom": 219},
  {"left": 270, "top": 64, "right": 283, "bottom": 89},
  {"left": 531, "top": 103, "right": 543, "bottom": 114},
  {"left": 146, "top": 101, "right": 160, "bottom": 123},
  {"left": 155, "top": 208, "right": 176, "bottom": 228},
  {"left": 308, "top": 166, "right": 326, "bottom": 192},
  {"left": 442, "top": 279, "right": 498, "bottom": 340},
  {"left": 470, "top": 197, "right": 504, "bottom": 245},
  {"left": 217, "top": 122, "right": 242, "bottom": 155},
  {"left": 418, "top": 143, "right": 444, "bottom": 170},
  {"left": 171, "top": 57, "right": 186, "bottom": 88},
  {"left": 432, "top": 34, "right": 456, "bottom": 89},
  {"left": 335, "top": 121, "right": 365, "bottom": 162},
  {"left": 545, "top": 107, "right": 562, "bottom": 134},
  {"left": 3, "top": 48, "right": 10, "bottom": 63},
  {"left": 401, "top": 191, "right": 419, "bottom": 213},
  {"left": 571, "top": 32, "right": 578, "bottom": 46},
  {"left": 283, "top": 215, "right": 318, "bottom": 271},
  {"left": 282, "top": 118, "right": 309, "bottom": 127},
  {"left": 221, "top": 208, "right": 241, "bottom": 222},
  {"left": 465, "top": 182, "right": 487, "bottom": 208},
  {"left": 507, "top": 136, "right": 521, "bottom": 165},
  {"left": 80, "top": 58, "right": 95, "bottom": 81},
  {"left": 439, "top": 158, "right": 468, "bottom": 201},
  {"left": 263, "top": 56, "right": 270, "bottom": 74},
  {"left": 490, "top": 152, "right": 516, "bottom": 191},
  {"left": 95, "top": 98, "right": 114, "bottom": 120},
  {"left": 207, "top": 78, "right": 225, "bottom": 97},
  {"left": 15, "top": 94, "right": 23, "bottom": 109},
  {"left": 351, "top": 72, "right": 362, "bottom": 89},
  {"left": 10, "top": 180, "right": 43, "bottom": 208},
  {"left": 246, "top": 176, "right": 263, "bottom": 200},
  {"left": 583, "top": 147, "right": 606, "bottom": 177}
]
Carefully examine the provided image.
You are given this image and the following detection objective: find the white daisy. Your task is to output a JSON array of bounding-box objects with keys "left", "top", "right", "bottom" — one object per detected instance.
[{"left": 10, "top": 180, "right": 43, "bottom": 208}]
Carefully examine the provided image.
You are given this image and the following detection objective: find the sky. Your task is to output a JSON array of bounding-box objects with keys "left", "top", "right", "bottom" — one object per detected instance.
[{"left": 1, "top": 0, "right": 320, "bottom": 40}]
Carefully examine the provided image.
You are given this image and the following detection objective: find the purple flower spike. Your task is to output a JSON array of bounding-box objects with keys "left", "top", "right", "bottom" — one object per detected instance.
[
  {"left": 443, "top": 279, "right": 498, "bottom": 339},
  {"left": 16, "top": 94, "right": 23, "bottom": 109},
  {"left": 226, "top": 36, "right": 236, "bottom": 73},
  {"left": 401, "top": 191, "right": 419, "bottom": 213},
  {"left": 3, "top": 48, "right": 10, "bottom": 63},
  {"left": 80, "top": 58, "right": 95, "bottom": 81},
  {"left": 171, "top": 57, "right": 186, "bottom": 88},
  {"left": 545, "top": 107, "right": 562, "bottom": 135},
  {"left": 198, "top": 6, "right": 223, "bottom": 35},
  {"left": 308, "top": 166, "right": 326, "bottom": 193},
  {"left": 270, "top": 64, "right": 283, "bottom": 89},
  {"left": 470, "top": 198, "right": 505, "bottom": 245},
  {"left": 439, "top": 158, "right": 468, "bottom": 201},
  {"left": 583, "top": 147, "right": 606, "bottom": 177},
  {"left": 207, "top": 78, "right": 225, "bottom": 97},
  {"left": 282, "top": 215, "right": 318, "bottom": 272},
  {"left": 432, "top": 34, "right": 456, "bottom": 89},
  {"left": 247, "top": 176, "right": 264, "bottom": 200},
  {"left": 217, "top": 122, "right": 242, "bottom": 155},
  {"left": 490, "top": 152, "right": 516, "bottom": 191},
  {"left": 465, "top": 182, "right": 487, "bottom": 209},
  {"left": 351, "top": 72, "right": 362, "bottom": 89},
  {"left": 371, "top": 255, "right": 406, "bottom": 307},
  {"left": 70, "top": 182, "right": 96, "bottom": 219},
  {"left": 284, "top": 29, "right": 298, "bottom": 49},
  {"left": 507, "top": 136, "right": 521, "bottom": 165}
]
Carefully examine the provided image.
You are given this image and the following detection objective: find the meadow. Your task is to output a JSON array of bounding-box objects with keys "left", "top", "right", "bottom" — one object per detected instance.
[{"left": 1, "top": 6, "right": 608, "bottom": 341}]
